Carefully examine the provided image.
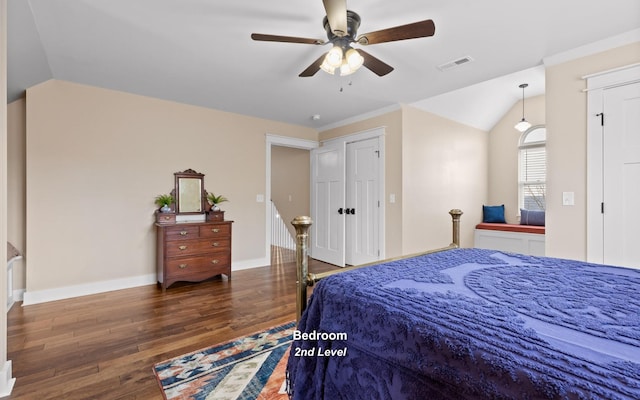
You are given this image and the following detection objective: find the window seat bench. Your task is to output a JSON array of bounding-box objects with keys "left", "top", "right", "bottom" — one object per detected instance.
[{"left": 474, "top": 223, "right": 545, "bottom": 256}]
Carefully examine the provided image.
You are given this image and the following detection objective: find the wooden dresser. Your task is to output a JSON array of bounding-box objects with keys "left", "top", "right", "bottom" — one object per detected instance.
[{"left": 156, "top": 220, "right": 232, "bottom": 290}]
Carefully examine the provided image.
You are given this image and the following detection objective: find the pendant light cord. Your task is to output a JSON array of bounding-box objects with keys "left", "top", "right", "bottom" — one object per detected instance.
[{"left": 519, "top": 83, "right": 528, "bottom": 120}]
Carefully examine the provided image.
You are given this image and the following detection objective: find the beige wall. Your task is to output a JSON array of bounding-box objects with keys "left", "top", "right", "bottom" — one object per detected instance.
[
  {"left": 271, "top": 146, "right": 310, "bottom": 237},
  {"left": 7, "top": 99, "right": 25, "bottom": 292},
  {"left": 488, "top": 95, "right": 545, "bottom": 224},
  {"left": 546, "top": 42, "right": 640, "bottom": 260},
  {"left": 23, "top": 79, "right": 316, "bottom": 297},
  {"left": 402, "top": 106, "right": 488, "bottom": 252},
  {"left": 320, "top": 109, "right": 404, "bottom": 257}
]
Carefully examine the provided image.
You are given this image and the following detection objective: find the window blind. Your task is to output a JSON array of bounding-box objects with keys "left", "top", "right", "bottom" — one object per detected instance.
[{"left": 519, "top": 146, "right": 546, "bottom": 210}]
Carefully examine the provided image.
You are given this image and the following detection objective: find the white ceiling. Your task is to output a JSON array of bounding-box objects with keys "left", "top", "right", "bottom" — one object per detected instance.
[
  {"left": 411, "top": 65, "right": 546, "bottom": 131},
  {"left": 7, "top": 0, "right": 640, "bottom": 131}
]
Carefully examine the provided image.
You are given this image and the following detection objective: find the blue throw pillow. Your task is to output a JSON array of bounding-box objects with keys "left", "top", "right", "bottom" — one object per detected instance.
[
  {"left": 483, "top": 205, "right": 506, "bottom": 223},
  {"left": 520, "top": 208, "right": 545, "bottom": 226}
]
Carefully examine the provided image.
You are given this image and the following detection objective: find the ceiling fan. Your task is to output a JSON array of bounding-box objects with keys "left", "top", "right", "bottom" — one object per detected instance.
[{"left": 251, "top": 0, "right": 435, "bottom": 77}]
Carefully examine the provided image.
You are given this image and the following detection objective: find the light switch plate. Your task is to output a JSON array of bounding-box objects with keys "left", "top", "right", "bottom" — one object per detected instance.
[{"left": 562, "top": 192, "right": 574, "bottom": 206}]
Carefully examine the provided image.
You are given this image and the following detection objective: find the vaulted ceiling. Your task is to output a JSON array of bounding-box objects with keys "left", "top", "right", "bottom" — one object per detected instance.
[{"left": 8, "top": 0, "right": 640, "bottom": 131}]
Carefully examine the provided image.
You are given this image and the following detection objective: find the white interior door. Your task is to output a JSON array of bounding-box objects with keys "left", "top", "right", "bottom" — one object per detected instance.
[
  {"left": 310, "top": 141, "right": 345, "bottom": 266},
  {"left": 603, "top": 81, "right": 640, "bottom": 268},
  {"left": 345, "top": 138, "right": 380, "bottom": 265}
]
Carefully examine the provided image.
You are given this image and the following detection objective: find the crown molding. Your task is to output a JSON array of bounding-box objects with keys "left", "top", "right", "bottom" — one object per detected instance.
[
  {"left": 317, "top": 103, "right": 401, "bottom": 132},
  {"left": 543, "top": 28, "right": 640, "bottom": 67}
]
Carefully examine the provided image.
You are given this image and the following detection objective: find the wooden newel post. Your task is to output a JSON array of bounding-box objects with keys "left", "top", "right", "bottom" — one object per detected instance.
[
  {"left": 291, "top": 216, "right": 312, "bottom": 322},
  {"left": 449, "top": 209, "right": 463, "bottom": 247}
]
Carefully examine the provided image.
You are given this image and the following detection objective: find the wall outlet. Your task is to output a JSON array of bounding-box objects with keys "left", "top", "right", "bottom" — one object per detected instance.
[{"left": 256, "top": 194, "right": 264, "bottom": 203}]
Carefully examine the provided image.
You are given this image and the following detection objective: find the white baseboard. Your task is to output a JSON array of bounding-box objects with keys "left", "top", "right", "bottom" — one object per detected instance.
[
  {"left": 12, "top": 289, "right": 24, "bottom": 303},
  {"left": 19, "top": 258, "right": 275, "bottom": 306},
  {"left": 232, "top": 257, "right": 270, "bottom": 271},
  {"left": 0, "top": 360, "right": 15, "bottom": 397},
  {"left": 22, "top": 274, "right": 156, "bottom": 306}
]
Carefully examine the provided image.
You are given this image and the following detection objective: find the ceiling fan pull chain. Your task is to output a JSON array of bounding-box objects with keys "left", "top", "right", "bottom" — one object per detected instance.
[{"left": 339, "top": 80, "right": 353, "bottom": 93}]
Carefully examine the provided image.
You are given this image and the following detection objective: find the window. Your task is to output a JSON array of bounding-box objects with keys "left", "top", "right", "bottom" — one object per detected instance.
[{"left": 519, "top": 126, "right": 546, "bottom": 211}]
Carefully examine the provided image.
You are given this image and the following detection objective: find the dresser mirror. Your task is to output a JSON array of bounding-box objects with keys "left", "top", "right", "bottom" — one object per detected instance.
[{"left": 174, "top": 169, "right": 206, "bottom": 214}]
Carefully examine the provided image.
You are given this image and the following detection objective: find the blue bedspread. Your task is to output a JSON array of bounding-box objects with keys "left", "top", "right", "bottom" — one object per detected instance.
[{"left": 287, "top": 248, "right": 640, "bottom": 399}]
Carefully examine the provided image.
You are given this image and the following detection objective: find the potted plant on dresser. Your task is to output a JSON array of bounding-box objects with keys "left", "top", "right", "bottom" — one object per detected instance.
[
  {"left": 154, "top": 193, "right": 176, "bottom": 224},
  {"left": 207, "top": 193, "right": 228, "bottom": 221}
]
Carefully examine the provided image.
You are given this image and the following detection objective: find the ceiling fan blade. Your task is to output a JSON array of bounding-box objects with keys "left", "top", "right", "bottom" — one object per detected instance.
[
  {"left": 358, "top": 49, "right": 394, "bottom": 76},
  {"left": 299, "top": 53, "right": 328, "bottom": 77},
  {"left": 251, "top": 33, "right": 325, "bottom": 45},
  {"left": 357, "top": 19, "right": 435, "bottom": 45},
  {"left": 322, "top": 0, "right": 348, "bottom": 37}
]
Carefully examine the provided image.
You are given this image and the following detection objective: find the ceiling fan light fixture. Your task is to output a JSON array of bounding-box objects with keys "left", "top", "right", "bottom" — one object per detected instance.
[
  {"left": 325, "top": 46, "right": 344, "bottom": 68},
  {"left": 340, "top": 60, "right": 356, "bottom": 76},
  {"left": 345, "top": 48, "right": 364, "bottom": 70},
  {"left": 320, "top": 59, "right": 336, "bottom": 75}
]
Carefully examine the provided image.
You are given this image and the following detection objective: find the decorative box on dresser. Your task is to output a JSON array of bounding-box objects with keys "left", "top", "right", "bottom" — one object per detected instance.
[{"left": 156, "top": 220, "right": 233, "bottom": 290}]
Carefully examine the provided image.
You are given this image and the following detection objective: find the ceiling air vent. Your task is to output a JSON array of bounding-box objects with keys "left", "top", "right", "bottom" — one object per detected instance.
[{"left": 437, "top": 56, "right": 474, "bottom": 72}]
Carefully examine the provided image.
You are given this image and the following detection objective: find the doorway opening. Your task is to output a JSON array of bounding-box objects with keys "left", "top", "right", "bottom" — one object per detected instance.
[{"left": 265, "top": 135, "right": 318, "bottom": 266}]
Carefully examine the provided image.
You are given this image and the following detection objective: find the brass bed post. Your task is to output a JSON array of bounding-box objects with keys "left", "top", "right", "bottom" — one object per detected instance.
[
  {"left": 449, "top": 209, "right": 463, "bottom": 247},
  {"left": 291, "top": 216, "right": 312, "bottom": 322}
]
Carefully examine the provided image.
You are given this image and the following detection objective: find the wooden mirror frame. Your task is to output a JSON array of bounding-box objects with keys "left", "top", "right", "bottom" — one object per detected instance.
[{"left": 173, "top": 169, "right": 206, "bottom": 215}]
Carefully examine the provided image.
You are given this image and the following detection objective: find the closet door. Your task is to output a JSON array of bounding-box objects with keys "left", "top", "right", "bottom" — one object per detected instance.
[
  {"left": 310, "top": 130, "right": 385, "bottom": 268},
  {"left": 310, "top": 141, "right": 345, "bottom": 267},
  {"left": 345, "top": 137, "right": 380, "bottom": 265},
  {"left": 603, "top": 81, "right": 640, "bottom": 268}
]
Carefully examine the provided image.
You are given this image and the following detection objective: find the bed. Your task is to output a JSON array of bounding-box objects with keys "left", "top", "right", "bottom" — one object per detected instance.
[{"left": 287, "top": 211, "right": 640, "bottom": 399}]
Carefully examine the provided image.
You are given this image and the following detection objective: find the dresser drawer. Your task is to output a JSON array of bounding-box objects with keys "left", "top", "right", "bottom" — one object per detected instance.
[
  {"left": 166, "top": 254, "right": 231, "bottom": 275},
  {"left": 166, "top": 238, "right": 230, "bottom": 257},
  {"left": 156, "top": 212, "right": 176, "bottom": 224},
  {"left": 207, "top": 211, "right": 225, "bottom": 221},
  {"left": 206, "top": 238, "right": 230, "bottom": 251},
  {"left": 199, "top": 223, "right": 231, "bottom": 238},
  {"left": 164, "top": 226, "right": 200, "bottom": 241}
]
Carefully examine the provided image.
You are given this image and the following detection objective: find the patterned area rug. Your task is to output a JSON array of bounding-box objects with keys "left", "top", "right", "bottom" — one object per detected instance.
[{"left": 153, "top": 321, "right": 295, "bottom": 400}]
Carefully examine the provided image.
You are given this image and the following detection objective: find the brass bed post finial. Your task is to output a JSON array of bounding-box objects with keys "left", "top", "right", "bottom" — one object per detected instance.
[
  {"left": 449, "top": 209, "right": 463, "bottom": 247},
  {"left": 292, "top": 216, "right": 313, "bottom": 322}
]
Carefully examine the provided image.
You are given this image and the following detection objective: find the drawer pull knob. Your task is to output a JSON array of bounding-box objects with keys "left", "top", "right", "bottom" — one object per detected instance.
[
  {"left": 163, "top": 216, "right": 171, "bottom": 220},
  {"left": 211, "top": 259, "right": 219, "bottom": 264},
  {"left": 179, "top": 264, "right": 188, "bottom": 269},
  {"left": 178, "top": 245, "right": 188, "bottom": 250},
  {"left": 212, "top": 242, "right": 220, "bottom": 247},
  {"left": 212, "top": 228, "right": 220, "bottom": 233},
  {"left": 180, "top": 231, "right": 188, "bottom": 236}
]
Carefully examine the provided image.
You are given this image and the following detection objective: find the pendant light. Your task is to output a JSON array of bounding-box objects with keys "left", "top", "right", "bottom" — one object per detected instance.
[{"left": 514, "top": 83, "right": 532, "bottom": 132}]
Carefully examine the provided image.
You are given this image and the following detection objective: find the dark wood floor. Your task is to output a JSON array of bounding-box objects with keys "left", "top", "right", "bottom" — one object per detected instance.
[{"left": 6, "top": 248, "right": 338, "bottom": 399}]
